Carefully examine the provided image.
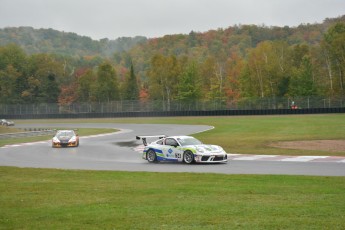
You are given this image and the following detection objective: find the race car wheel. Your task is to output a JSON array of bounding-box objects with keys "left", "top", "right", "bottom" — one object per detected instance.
[
  {"left": 183, "top": 151, "right": 194, "bottom": 164},
  {"left": 146, "top": 149, "right": 157, "bottom": 163}
]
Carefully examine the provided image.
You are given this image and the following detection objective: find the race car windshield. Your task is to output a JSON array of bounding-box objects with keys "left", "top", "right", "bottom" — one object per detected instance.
[
  {"left": 178, "top": 137, "right": 202, "bottom": 146},
  {"left": 57, "top": 131, "right": 74, "bottom": 138}
]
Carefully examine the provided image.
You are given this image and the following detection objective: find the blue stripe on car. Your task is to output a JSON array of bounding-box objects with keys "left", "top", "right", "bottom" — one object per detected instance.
[
  {"left": 157, "top": 156, "right": 178, "bottom": 162},
  {"left": 144, "top": 148, "right": 163, "bottom": 154}
]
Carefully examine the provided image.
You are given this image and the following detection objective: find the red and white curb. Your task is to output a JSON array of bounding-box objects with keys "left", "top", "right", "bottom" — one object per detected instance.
[{"left": 134, "top": 145, "right": 345, "bottom": 163}]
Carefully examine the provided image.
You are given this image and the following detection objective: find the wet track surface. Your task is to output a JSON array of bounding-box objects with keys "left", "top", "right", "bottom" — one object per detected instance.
[{"left": 0, "top": 123, "right": 344, "bottom": 176}]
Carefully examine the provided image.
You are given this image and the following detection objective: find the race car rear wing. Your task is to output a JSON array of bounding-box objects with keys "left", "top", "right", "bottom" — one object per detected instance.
[{"left": 136, "top": 135, "right": 166, "bottom": 146}]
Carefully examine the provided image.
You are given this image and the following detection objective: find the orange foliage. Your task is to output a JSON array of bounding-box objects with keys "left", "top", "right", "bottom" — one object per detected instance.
[
  {"left": 139, "top": 87, "right": 149, "bottom": 102},
  {"left": 58, "top": 83, "right": 78, "bottom": 105},
  {"left": 75, "top": 67, "right": 90, "bottom": 78},
  {"left": 83, "top": 55, "right": 96, "bottom": 61}
]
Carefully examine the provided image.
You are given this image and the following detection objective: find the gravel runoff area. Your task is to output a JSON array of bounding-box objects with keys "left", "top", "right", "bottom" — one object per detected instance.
[{"left": 270, "top": 140, "right": 345, "bottom": 152}]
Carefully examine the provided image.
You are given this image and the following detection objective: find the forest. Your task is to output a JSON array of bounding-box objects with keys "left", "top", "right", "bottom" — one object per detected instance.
[{"left": 0, "top": 15, "right": 344, "bottom": 110}]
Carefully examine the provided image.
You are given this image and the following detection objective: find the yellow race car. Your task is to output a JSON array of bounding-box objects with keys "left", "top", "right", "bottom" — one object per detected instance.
[{"left": 52, "top": 130, "right": 79, "bottom": 148}]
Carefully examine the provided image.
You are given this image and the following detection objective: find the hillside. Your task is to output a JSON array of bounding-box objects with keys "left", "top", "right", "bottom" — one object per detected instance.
[
  {"left": 0, "top": 27, "right": 147, "bottom": 57},
  {"left": 0, "top": 15, "right": 345, "bottom": 107},
  {"left": 0, "top": 16, "right": 344, "bottom": 59}
]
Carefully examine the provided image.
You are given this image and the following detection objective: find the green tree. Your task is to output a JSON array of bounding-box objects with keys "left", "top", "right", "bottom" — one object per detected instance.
[
  {"left": 177, "top": 61, "right": 201, "bottom": 103},
  {"left": 95, "top": 62, "right": 119, "bottom": 102},
  {"left": 241, "top": 41, "right": 291, "bottom": 98},
  {"left": 207, "top": 61, "right": 227, "bottom": 102},
  {"left": 77, "top": 69, "right": 96, "bottom": 102},
  {"left": 199, "top": 56, "right": 215, "bottom": 95},
  {"left": 289, "top": 56, "right": 317, "bottom": 96},
  {"left": 148, "top": 54, "right": 180, "bottom": 110},
  {"left": 0, "top": 44, "right": 28, "bottom": 103},
  {"left": 322, "top": 22, "right": 345, "bottom": 96},
  {"left": 42, "top": 73, "right": 60, "bottom": 103},
  {"left": 0, "top": 44, "right": 27, "bottom": 72},
  {"left": 0, "top": 65, "right": 22, "bottom": 103},
  {"left": 123, "top": 63, "right": 139, "bottom": 100},
  {"left": 27, "top": 54, "right": 64, "bottom": 103}
]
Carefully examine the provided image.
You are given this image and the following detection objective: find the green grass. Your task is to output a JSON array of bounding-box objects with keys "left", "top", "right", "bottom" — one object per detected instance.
[
  {"left": 0, "top": 167, "right": 344, "bottom": 229},
  {"left": 1, "top": 116, "right": 345, "bottom": 229},
  {"left": 13, "top": 114, "right": 345, "bottom": 156}
]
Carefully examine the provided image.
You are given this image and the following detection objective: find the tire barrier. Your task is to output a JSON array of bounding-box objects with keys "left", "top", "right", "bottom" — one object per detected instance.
[{"left": 0, "top": 129, "right": 55, "bottom": 139}]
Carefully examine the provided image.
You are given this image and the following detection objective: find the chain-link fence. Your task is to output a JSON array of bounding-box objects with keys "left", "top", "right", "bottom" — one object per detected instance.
[{"left": 0, "top": 96, "right": 344, "bottom": 115}]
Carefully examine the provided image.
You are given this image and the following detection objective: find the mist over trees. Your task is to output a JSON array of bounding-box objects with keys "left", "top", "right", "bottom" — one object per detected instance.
[{"left": 0, "top": 15, "right": 344, "bottom": 108}]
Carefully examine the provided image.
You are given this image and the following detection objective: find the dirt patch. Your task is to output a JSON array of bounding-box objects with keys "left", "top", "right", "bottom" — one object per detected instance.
[{"left": 270, "top": 140, "right": 345, "bottom": 152}]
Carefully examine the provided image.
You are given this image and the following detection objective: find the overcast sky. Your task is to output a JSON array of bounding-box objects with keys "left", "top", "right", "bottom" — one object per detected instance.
[{"left": 1, "top": 0, "right": 344, "bottom": 40}]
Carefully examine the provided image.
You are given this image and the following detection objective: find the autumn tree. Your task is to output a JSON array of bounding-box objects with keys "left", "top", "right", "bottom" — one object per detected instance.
[
  {"left": 58, "top": 82, "right": 79, "bottom": 105},
  {"left": 241, "top": 41, "right": 291, "bottom": 98},
  {"left": 322, "top": 22, "right": 345, "bottom": 96},
  {"left": 207, "top": 60, "right": 227, "bottom": 102},
  {"left": 224, "top": 52, "right": 243, "bottom": 104},
  {"left": 148, "top": 54, "right": 180, "bottom": 110},
  {"left": 199, "top": 56, "right": 215, "bottom": 95}
]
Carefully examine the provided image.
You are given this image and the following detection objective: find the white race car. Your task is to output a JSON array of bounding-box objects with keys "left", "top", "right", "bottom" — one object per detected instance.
[{"left": 136, "top": 135, "right": 227, "bottom": 164}]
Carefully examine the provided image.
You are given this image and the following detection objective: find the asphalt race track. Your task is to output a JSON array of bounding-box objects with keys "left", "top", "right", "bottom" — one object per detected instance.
[{"left": 1, "top": 123, "right": 344, "bottom": 176}]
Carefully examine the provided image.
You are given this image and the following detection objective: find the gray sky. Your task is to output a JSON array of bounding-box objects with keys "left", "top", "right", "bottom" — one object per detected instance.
[{"left": 1, "top": 0, "right": 344, "bottom": 40}]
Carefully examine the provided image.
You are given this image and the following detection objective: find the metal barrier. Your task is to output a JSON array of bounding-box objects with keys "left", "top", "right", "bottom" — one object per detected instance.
[
  {"left": 1, "top": 107, "right": 344, "bottom": 119},
  {"left": 0, "top": 97, "right": 344, "bottom": 115}
]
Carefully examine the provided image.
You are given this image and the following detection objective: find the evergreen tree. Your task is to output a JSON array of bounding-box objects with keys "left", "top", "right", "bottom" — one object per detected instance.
[
  {"left": 43, "top": 73, "right": 60, "bottom": 103},
  {"left": 95, "top": 62, "right": 119, "bottom": 102},
  {"left": 123, "top": 63, "right": 139, "bottom": 100}
]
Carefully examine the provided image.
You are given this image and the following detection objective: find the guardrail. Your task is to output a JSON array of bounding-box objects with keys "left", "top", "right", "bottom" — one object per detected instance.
[
  {"left": 1, "top": 97, "right": 345, "bottom": 115},
  {"left": 0, "top": 129, "right": 55, "bottom": 139}
]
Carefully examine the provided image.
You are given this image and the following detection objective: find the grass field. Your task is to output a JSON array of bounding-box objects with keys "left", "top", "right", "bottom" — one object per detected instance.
[
  {"left": 10, "top": 114, "right": 345, "bottom": 156},
  {"left": 0, "top": 167, "right": 344, "bottom": 229}
]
